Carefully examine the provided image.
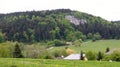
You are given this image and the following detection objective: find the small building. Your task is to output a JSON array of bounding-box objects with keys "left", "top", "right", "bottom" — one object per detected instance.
[{"left": 64, "top": 54, "right": 80, "bottom": 60}]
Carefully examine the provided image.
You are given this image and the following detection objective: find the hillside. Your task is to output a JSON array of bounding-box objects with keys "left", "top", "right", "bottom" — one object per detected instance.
[
  {"left": 0, "top": 9, "right": 120, "bottom": 43},
  {"left": 51, "top": 40, "right": 120, "bottom": 53}
]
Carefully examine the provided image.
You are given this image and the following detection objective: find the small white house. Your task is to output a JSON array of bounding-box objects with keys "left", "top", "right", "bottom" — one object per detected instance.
[{"left": 64, "top": 54, "right": 80, "bottom": 60}]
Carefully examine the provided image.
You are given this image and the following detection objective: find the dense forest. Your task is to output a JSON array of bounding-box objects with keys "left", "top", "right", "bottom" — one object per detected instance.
[{"left": 0, "top": 9, "right": 120, "bottom": 43}]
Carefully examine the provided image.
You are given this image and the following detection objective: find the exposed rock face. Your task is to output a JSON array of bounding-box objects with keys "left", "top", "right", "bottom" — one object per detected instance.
[{"left": 65, "top": 15, "right": 87, "bottom": 25}]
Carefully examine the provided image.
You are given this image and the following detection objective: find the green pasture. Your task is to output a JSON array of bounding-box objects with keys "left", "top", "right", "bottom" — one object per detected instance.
[
  {"left": 0, "top": 58, "right": 120, "bottom": 67},
  {"left": 51, "top": 40, "right": 120, "bottom": 53}
]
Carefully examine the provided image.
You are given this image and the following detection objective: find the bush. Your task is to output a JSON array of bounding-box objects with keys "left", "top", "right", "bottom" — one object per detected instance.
[
  {"left": 0, "top": 32, "right": 5, "bottom": 43},
  {"left": 86, "top": 51, "right": 96, "bottom": 60},
  {"left": 61, "top": 49, "right": 69, "bottom": 57},
  {"left": 43, "top": 54, "right": 54, "bottom": 59},
  {"left": 52, "top": 50, "right": 61, "bottom": 57},
  {"left": 104, "top": 51, "right": 120, "bottom": 61},
  {"left": 51, "top": 48, "right": 69, "bottom": 58},
  {"left": 46, "top": 41, "right": 55, "bottom": 47},
  {"left": 53, "top": 39, "right": 66, "bottom": 46},
  {"left": 0, "top": 43, "right": 14, "bottom": 58},
  {"left": 80, "top": 35, "right": 87, "bottom": 41},
  {"left": 110, "top": 51, "right": 120, "bottom": 61},
  {"left": 43, "top": 51, "right": 55, "bottom": 59},
  {"left": 66, "top": 48, "right": 75, "bottom": 55},
  {"left": 73, "top": 39, "right": 82, "bottom": 47},
  {"left": 10, "top": 65, "right": 17, "bottom": 67},
  {"left": 92, "top": 32, "right": 101, "bottom": 42},
  {"left": 92, "top": 37, "right": 96, "bottom": 42},
  {"left": 103, "top": 55, "right": 111, "bottom": 61},
  {"left": 87, "top": 33, "right": 93, "bottom": 39}
]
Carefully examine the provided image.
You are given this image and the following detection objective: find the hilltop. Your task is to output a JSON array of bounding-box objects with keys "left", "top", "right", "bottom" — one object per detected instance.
[{"left": 0, "top": 9, "right": 120, "bottom": 43}]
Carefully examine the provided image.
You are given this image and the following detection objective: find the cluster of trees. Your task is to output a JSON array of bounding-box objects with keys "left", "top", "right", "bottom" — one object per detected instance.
[
  {"left": 0, "top": 42, "right": 71, "bottom": 59},
  {"left": 80, "top": 48, "right": 120, "bottom": 62},
  {"left": 75, "top": 22, "right": 120, "bottom": 39},
  {"left": 0, "top": 9, "right": 120, "bottom": 43},
  {"left": 0, "top": 9, "right": 86, "bottom": 43},
  {"left": 73, "top": 13, "right": 120, "bottom": 39}
]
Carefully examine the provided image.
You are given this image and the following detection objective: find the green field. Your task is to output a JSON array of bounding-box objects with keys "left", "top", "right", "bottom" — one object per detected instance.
[
  {"left": 0, "top": 58, "right": 120, "bottom": 67},
  {"left": 0, "top": 40, "right": 120, "bottom": 67},
  {"left": 51, "top": 40, "right": 120, "bottom": 53}
]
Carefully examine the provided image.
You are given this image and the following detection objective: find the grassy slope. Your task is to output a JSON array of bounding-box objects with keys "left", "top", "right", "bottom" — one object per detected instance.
[
  {"left": 51, "top": 40, "right": 120, "bottom": 53},
  {"left": 0, "top": 58, "right": 120, "bottom": 67}
]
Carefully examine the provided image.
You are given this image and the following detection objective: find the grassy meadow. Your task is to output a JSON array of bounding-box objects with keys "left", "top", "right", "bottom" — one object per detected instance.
[
  {"left": 51, "top": 40, "right": 120, "bottom": 53},
  {"left": 0, "top": 58, "right": 120, "bottom": 67},
  {"left": 0, "top": 40, "right": 120, "bottom": 67}
]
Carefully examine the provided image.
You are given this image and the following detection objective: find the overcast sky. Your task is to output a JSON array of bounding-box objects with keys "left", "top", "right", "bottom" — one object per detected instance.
[{"left": 0, "top": 0, "right": 120, "bottom": 21}]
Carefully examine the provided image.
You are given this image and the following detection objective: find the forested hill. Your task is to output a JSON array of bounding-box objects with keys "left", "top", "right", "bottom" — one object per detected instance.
[{"left": 0, "top": 9, "right": 120, "bottom": 43}]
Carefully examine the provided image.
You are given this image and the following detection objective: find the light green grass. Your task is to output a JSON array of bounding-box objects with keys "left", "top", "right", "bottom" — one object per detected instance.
[
  {"left": 0, "top": 58, "right": 120, "bottom": 67},
  {"left": 51, "top": 40, "right": 120, "bottom": 53}
]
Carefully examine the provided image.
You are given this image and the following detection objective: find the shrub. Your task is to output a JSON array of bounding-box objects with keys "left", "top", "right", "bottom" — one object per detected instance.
[
  {"left": 58, "top": 49, "right": 68, "bottom": 57},
  {"left": 10, "top": 65, "right": 17, "bottom": 67},
  {"left": 52, "top": 50, "right": 61, "bottom": 57},
  {"left": 73, "top": 39, "right": 82, "bottom": 47},
  {"left": 92, "top": 37, "right": 96, "bottom": 42},
  {"left": 0, "top": 42, "right": 14, "bottom": 58},
  {"left": 110, "top": 51, "right": 120, "bottom": 61},
  {"left": 43, "top": 51, "right": 55, "bottom": 59},
  {"left": 53, "top": 39, "right": 66, "bottom": 46},
  {"left": 86, "top": 51, "right": 96, "bottom": 60},
  {"left": 104, "top": 51, "right": 120, "bottom": 61},
  {"left": 0, "top": 45, "right": 12, "bottom": 57},
  {"left": 66, "top": 48, "right": 75, "bottom": 55},
  {"left": 87, "top": 33, "right": 93, "bottom": 39},
  {"left": 92, "top": 32, "right": 101, "bottom": 42},
  {"left": 46, "top": 41, "right": 55, "bottom": 47},
  {"left": 50, "top": 48, "right": 69, "bottom": 58},
  {"left": 103, "top": 55, "right": 111, "bottom": 61},
  {"left": 0, "top": 32, "right": 5, "bottom": 43},
  {"left": 43, "top": 54, "right": 54, "bottom": 59}
]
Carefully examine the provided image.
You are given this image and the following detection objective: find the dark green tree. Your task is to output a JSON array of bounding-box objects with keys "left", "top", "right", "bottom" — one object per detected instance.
[
  {"left": 13, "top": 44, "right": 24, "bottom": 58},
  {"left": 106, "top": 47, "right": 110, "bottom": 53},
  {"left": 80, "top": 51, "right": 84, "bottom": 60},
  {"left": 87, "top": 33, "right": 93, "bottom": 39},
  {"left": 0, "top": 32, "right": 5, "bottom": 43},
  {"left": 97, "top": 51, "right": 103, "bottom": 61},
  {"left": 92, "top": 32, "right": 101, "bottom": 42}
]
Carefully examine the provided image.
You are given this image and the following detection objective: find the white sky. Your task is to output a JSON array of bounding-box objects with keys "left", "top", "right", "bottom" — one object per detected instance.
[{"left": 0, "top": 0, "right": 120, "bottom": 21}]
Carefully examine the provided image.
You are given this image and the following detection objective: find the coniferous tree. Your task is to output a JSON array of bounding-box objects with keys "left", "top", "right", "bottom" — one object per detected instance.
[
  {"left": 0, "top": 32, "right": 5, "bottom": 43},
  {"left": 97, "top": 51, "right": 103, "bottom": 61},
  {"left": 80, "top": 51, "right": 84, "bottom": 60},
  {"left": 13, "top": 44, "right": 24, "bottom": 58},
  {"left": 106, "top": 47, "right": 110, "bottom": 53}
]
